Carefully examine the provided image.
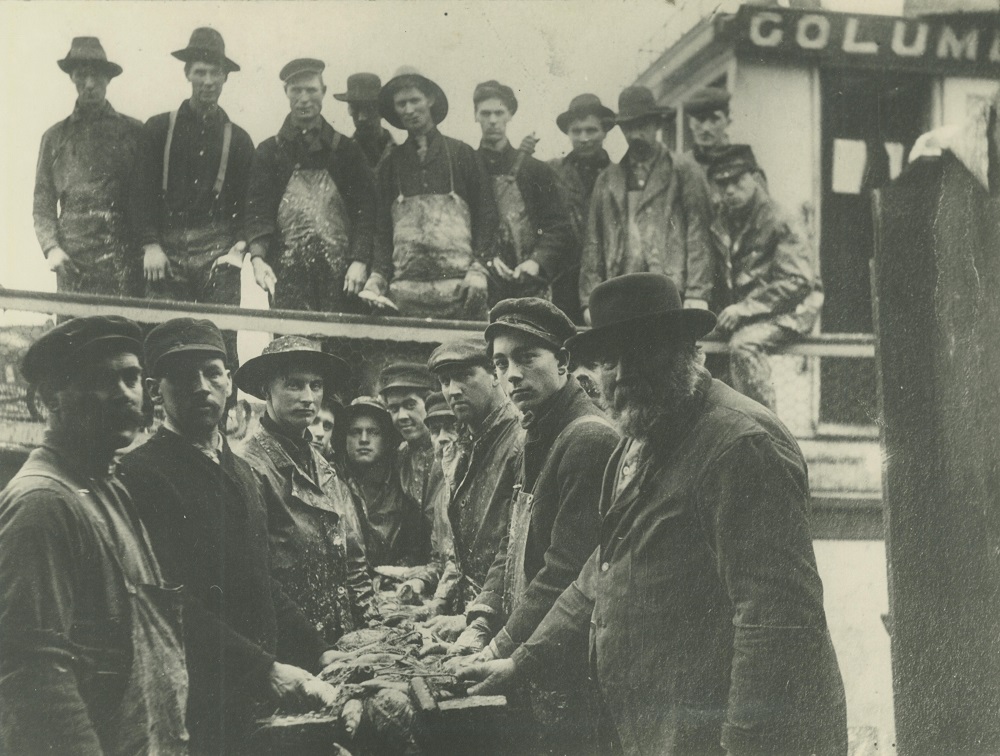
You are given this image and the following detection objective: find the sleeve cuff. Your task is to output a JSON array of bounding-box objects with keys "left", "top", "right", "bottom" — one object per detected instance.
[{"left": 490, "top": 627, "right": 517, "bottom": 658}]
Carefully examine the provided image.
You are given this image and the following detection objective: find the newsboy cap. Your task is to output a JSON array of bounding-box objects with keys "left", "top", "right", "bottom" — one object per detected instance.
[
  {"left": 22, "top": 316, "right": 142, "bottom": 386},
  {"left": 427, "top": 339, "right": 492, "bottom": 374},
  {"left": 485, "top": 298, "right": 577, "bottom": 352},
  {"left": 144, "top": 318, "right": 227, "bottom": 377},
  {"left": 473, "top": 80, "right": 518, "bottom": 115},
  {"left": 423, "top": 391, "right": 455, "bottom": 423},
  {"left": 683, "top": 87, "right": 731, "bottom": 118},
  {"left": 707, "top": 144, "right": 760, "bottom": 182},
  {"left": 378, "top": 362, "right": 436, "bottom": 395},
  {"left": 280, "top": 58, "right": 325, "bottom": 83}
]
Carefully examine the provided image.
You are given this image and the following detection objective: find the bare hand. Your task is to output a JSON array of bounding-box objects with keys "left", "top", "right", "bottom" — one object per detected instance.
[
  {"left": 683, "top": 298, "right": 709, "bottom": 310},
  {"left": 251, "top": 257, "right": 277, "bottom": 297},
  {"left": 344, "top": 261, "right": 369, "bottom": 295},
  {"left": 423, "top": 613, "right": 467, "bottom": 643},
  {"left": 519, "top": 134, "right": 540, "bottom": 155},
  {"left": 455, "top": 659, "right": 517, "bottom": 696},
  {"left": 490, "top": 257, "right": 516, "bottom": 282},
  {"left": 267, "top": 662, "right": 314, "bottom": 704},
  {"left": 716, "top": 304, "right": 742, "bottom": 333},
  {"left": 449, "top": 621, "right": 491, "bottom": 655},
  {"left": 143, "top": 244, "right": 171, "bottom": 283},
  {"left": 458, "top": 270, "right": 489, "bottom": 314},
  {"left": 45, "top": 247, "right": 76, "bottom": 275},
  {"left": 513, "top": 260, "right": 541, "bottom": 281}
]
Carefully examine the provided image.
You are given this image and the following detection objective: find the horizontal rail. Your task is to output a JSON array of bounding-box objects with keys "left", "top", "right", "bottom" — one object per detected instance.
[{"left": 0, "top": 289, "right": 875, "bottom": 357}]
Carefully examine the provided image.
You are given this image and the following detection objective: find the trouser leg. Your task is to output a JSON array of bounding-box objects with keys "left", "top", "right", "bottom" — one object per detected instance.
[{"left": 728, "top": 320, "right": 795, "bottom": 411}]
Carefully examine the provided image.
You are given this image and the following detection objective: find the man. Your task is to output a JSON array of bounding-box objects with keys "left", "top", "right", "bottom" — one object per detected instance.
[
  {"left": 362, "top": 67, "right": 499, "bottom": 320},
  {"left": 334, "top": 72, "right": 395, "bottom": 169},
  {"left": 235, "top": 336, "right": 378, "bottom": 643},
  {"left": 548, "top": 93, "right": 616, "bottom": 323},
  {"left": 244, "top": 59, "right": 377, "bottom": 313},
  {"left": 685, "top": 86, "right": 732, "bottom": 167},
  {"left": 423, "top": 339, "right": 521, "bottom": 632},
  {"left": 0, "top": 317, "right": 188, "bottom": 755},
  {"left": 709, "top": 145, "right": 822, "bottom": 411},
  {"left": 460, "top": 273, "right": 847, "bottom": 756},
  {"left": 132, "top": 28, "right": 254, "bottom": 366},
  {"left": 377, "top": 361, "right": 441, "bottom": 523},
  {"left": 452, "top": 298, "right": 619, "bottom": 753},
  {"left": 342, "top": 397, "right": 431, "bottom": 568},
  {"left": 34, "top": 38, "right": 143, "bottom": 296},
  {"left": 580, "top": 86, "right": 712, "bottom": 325},
  {"left": 308, "top": 398, "right": 341, "bottom": 465},
  {"left": 473, "top": 80, "right": 575, "bottom": 307},
  {"left": 119, "top": 319, "right": 339, "bottom": 754}
]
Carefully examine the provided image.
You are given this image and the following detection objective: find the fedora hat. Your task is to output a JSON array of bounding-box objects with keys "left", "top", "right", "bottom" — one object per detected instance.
[
  {"left": 556, "top": 93, "right": 615, "bottom": 134},
  {"left": 171, "top": 27, "right": 240, "bottom": 73},
  {"left": 234, "top": 335, "right": 350, "bottom": 400},
  {"left": 334, "top": 72, "right": 382, "bottom": 103},
  {"left": 57, "top": 37, "right": 122, "bottom": 79},
  {"left": 615, "top": 86, "right": 674, "bottom": 126},
  {"left": 566, "top": 274, "right": 716, "bottom": 356},
  {"left": 378, "top": 66, "right": 449, "bottom": 129}
]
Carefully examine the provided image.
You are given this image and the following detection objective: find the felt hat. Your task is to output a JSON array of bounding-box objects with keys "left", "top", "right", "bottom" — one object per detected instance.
[
  {"left": 57, "top": 37, "right": 122, "bottom": 79},
  {"left": 279, "top": 58, "right": 325, "bottom": 83},
  {"left": 485, "top": 297, "right": 577, "bottom": 352},
  {"left": 707, "top": 144, "right": 760, "bottom": 182},
  {"left": 683, "top": 86, "right": 731, "bottom": 118},
  {"left": 378, "top": 66, "right": 448, "bottom": 129},
  {"left": 427, "top": 339, "right": 492, "bottom": 374},
  {"left": 566, "top": 274, "right": 716, "bottom": 357},
  {"left": 234, "top": 335, "right": 350, "bottom": 400},
  {"left": 555, "top": 93, "right": 615, "bottom": 134},
  {"left": 171, "top": 27, "right": 240, "bottom": 73},
  {"left": 615, "top": 86, "right": 674, "bottom": 126},
  {"left": 22, "top": 315, "right": 141, "bottom": 386},
  {"left": 334, "top": 72, "right": 382, "bottom": 103},
  {"left": 143, "top": 318, "right": 227, "bottom": 377},
  {"left": 473, "top": 80, "right": 518, "bottom": 115}
]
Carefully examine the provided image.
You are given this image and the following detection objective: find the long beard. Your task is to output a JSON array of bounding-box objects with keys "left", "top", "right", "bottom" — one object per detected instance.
[{"left": 604, "top": 349, "right": 703, "bottom": 441}]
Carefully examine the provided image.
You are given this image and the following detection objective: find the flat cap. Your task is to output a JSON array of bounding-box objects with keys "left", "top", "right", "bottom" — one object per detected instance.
[
  {"left": 707, "top": 144, "right": 760, "bottom": 182},
  {"left": 144, "top": 318, "right": 227, "bottom": 377},
  {"left": 280, "top": 58, "right": 325, "bottom": 83},
  {"left": 473, "top": 80, "right": 518, "bottom": 115},
  {"left": 424, "top": 391, "right": 455, "bottom": 422},
  {"left": 485, "top": 298, "right": 577, "bottom": 351},
  {"left": 427, "top": 339, "right": 491, "bottom": 373},
  {"left": 378, "top": 362, "right": 435, "bottom": 395},
  {"left": 22, "top": 315, "right": 142, "bottom": 386},
  {"left": 683, "top": 86, "right": 731, "bottom": 117}
]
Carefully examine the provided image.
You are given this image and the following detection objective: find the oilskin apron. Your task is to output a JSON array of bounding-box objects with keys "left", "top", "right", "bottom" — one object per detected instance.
[
  {"left": 274, "top": 144, "right": 353, "bottom": 312},
  {"left": 623, "top": 188, "right": 650, "bottom": 275},
  {"left": 491, "top": 171, "right": 551, "bottom": 303},
  {"left": 389, "top": 140, "right": 485, "bottom": 319},
  {"left": 23, "top": 469, "right": 188, "bottom": 756}
]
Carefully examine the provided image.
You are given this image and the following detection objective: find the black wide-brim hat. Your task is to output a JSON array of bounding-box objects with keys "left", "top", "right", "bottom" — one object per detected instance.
[
  {"left": 234, "top": 335, "right": 350, "bottom": 400},
  {"left": 379, "top": 66, "right": 449, "bottom": 130},
  {"left": 566, "top": 273, "right": 716, "bottom": 357},
  {"left": 57, "top": 37, "right": 123, "bottom": 79},
  {"left": 556, "top": 93, "right": 616, "bottom": 134},
  {"left": 171, "top": 27, "right": 240, "bottom": 73}
]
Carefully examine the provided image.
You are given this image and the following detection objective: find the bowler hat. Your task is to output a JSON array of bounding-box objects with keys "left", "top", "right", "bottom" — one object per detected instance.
[
  {"left": 172, "top": 27, "right": 240, "bottom": 73},
  {"left": 378, "top": 362, "right": 435, "bottom": 396},
  {"left": 566, "top": 274, "right": 716, "bottom": 356},
  {"left": 234, "top": 335, "right": 350, "bottom": 400},
  {"left": 485, "top": 297, "right": 577, "bottom": 353},
  {"left": 683, "top": 87, "right": 731, "bottom": 118},
  {"left": 615, "top": 86, "right": 674, "bottom": 126},
  {"left": 144, "top": 318, "right": 227, "bottom": 377},
  {"left": 473, "top": 80, "right": 518, "bottom": 115},
  {"left": 424, "top": 392, "right": 455, "bottom": 423},
  {"left": 556, "top": 93, "right": 615, "bottom": 134},
  {"left": 22, "top": 316, "right": 142, "bottom": 386},
  {"left": 334, "top": 72, "right": 382, "bottom": 103},
  {"left": 427, "top": 339, "right": 492, "bottom": 374},
  {"left": 707, "top": 144, "right": 760, "bottom": 182},
  {"left": 280, "top": 58, "right": 325, "bottom": 83},
  {"left": 379, "top": 66, "right": 449, "bottom": 130},
  {"left": 57, "top": 37, "right": 122, "bottom": 79}
]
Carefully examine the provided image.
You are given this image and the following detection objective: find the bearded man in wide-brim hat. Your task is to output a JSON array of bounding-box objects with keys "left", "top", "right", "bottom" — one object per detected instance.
[
  {"left": 459, "top": 272, "right": 848, "bottom": 756},
  {"left": 34, "top": 37, "right": 144, "bottom": 297},
  {"left": 335, "top": 72, "right": 396, "bottom": 169},
  {"left": 360, "top": 67, "right": 500, "bottom": 321},
  {"left": 579, "top": 85, "right": 714, "bottom": 327}
]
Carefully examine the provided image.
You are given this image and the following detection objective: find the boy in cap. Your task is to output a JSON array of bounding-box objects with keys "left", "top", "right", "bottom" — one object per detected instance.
[
  {"left": 35, "top": 38, "right": 144, "bottom": 297},
  {"left": 244, "top": 58, "right": 378, "bottom": 314},
  {"left": 0, "top": 316, "right": 188, "bottom": 754},
  {"left": 120, "top": 319, "right": 341, "bottom": 754},
  {"left": 133, "top": 28, "right": 254, "bottom": 369},
  {"left": 452, "top": 297, "right": 619, "bottom": 753},
  {"left": 473, "top": 80, "right": 575, "bottom": 308},
  {"left": 709, "top": 145, "right": 823, "bottom": 410},
  {"left": 235, "top": 336, "right": 378, "bottom": 643},
  {"left": 422, "top": 338, "right": 521, "bottom": 636},
  {"left": 334, "top": 72, "right": 395, "bottom": 169}
]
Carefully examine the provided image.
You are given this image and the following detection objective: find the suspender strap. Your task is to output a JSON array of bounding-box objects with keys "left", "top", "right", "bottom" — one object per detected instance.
[
  {"left": 213, "top": 121, "right": 233, "bottom": 197},
  {"left": 161, "top": 110, "right": 179, "bottom": 194}
]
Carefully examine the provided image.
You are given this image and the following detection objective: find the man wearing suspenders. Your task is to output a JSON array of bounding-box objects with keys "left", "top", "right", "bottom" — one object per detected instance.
[{"left": 132, "top": 27, "right": 254, "bottom": 368}]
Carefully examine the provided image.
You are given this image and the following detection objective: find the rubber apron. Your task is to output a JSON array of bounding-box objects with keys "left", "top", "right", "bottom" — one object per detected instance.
[{"left": 492, "top": 169, "right": 550, "bottom": 301}]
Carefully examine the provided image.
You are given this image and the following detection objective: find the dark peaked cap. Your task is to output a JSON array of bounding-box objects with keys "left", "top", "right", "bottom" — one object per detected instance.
[
  {"left": 485, "top": 297, "right": 577, "bottom": 351},
  {"left": 22, "top": 316, "right": 142, "bottom": 386}
]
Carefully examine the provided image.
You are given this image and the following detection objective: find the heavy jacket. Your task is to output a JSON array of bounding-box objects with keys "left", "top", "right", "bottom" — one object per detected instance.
[
  {"left": 345, "top": 469, "right": 431, "bottom": 569},
  {"left": 239, "top": 419, "right": 377, "bottom": 642},
  {"left": 513, "top": 373, "right": 847, "bottom": 756},
  {"left": 720, "top": 186, "right": 823, "bottom": 335},
  {"left": 581, "top": 145, "right": 712, "bottom": 307},
  {"left": 471, "top": 379, "right": 618, "bottom": 653},
  {"left": 447, "top": 401, "right": 522, "bottom": 596},
  {"left": 120, "top": 430, "right": 326, "bottom": 755}
]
